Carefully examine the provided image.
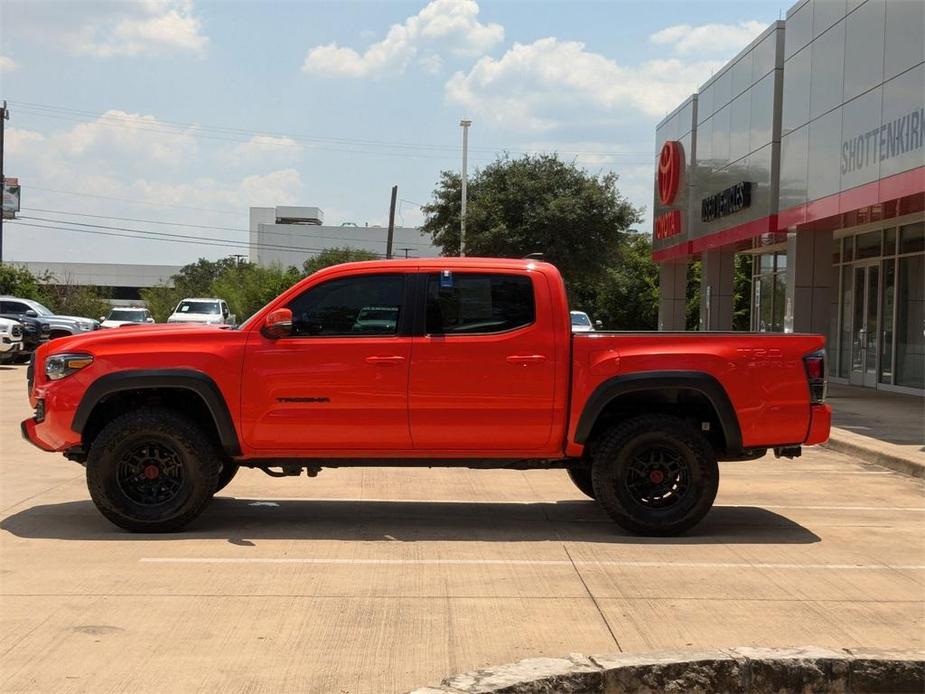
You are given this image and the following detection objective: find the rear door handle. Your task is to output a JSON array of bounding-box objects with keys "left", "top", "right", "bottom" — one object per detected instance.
[
  {"left": 366, "top": 355, "right": 406, "bottom": 366},
  {"left": 506, "top": 354, "right": 547, "bottom": 364}
]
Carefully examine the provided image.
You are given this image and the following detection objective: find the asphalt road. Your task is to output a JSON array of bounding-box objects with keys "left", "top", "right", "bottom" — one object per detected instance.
[{"left": 0, "top": 364, "right": 922, "bottom": 693}]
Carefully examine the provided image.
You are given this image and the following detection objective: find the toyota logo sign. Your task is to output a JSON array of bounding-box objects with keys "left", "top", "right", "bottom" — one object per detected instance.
[{"left": 657, "top": 141, "right": 682, "bottom": 206}]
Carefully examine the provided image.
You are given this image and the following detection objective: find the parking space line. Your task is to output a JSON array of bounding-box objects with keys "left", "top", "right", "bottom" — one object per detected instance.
[
  {"left": 232, "top": 497, "right": 925, "bottom": 512},
  {"left": 140, "top": 558, "right": 925, "bottom": 570}
]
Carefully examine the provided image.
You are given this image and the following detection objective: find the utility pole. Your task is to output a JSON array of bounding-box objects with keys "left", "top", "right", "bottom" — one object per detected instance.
[
  {"left": 459, "top": 119, "right": 471, "bottom": 257},
  {"left": 0, "top": 101, "right": 8, "bottom": 264},
  {"left": 386, "top": 184, "right": 397, "bottom": 259}
]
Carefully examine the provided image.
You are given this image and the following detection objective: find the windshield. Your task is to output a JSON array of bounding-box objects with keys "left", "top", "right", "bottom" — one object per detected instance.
[
  {"left": 28, "top": 301, "right": 54, "bottom": 317},
  {"left": 176, "top": 301, "right": 220, "bottom": 315},
  {"left": 108, "top": 309, "right": 149, "bottom": 322},
  {"left": 570, "top": 312, "right": 591, "bottom": 326}
]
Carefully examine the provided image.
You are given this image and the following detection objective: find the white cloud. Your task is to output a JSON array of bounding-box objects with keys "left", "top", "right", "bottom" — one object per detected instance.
[
  {"left": 302, "top": 0, "right": 502, "bottom": 78},
  {"left": 3, "top": 1, "right": 207, "bottom": 58},
  {"left": 225, "top": 135, "right": 304, "bottom": 168},
  {"left": 0, "top": 55, "right": 18, "bottom": 71},
  {"left": 650, "top": 21, "right": 766, "bottom": 55},
  {"left": 445, "top": 37, "right": 723, "bottom": 130}
]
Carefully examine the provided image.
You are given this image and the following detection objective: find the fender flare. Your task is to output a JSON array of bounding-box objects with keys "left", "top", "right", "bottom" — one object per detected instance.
[
  {"left": 71, "top": 369, "right": 241, "bottom": 455},
  {"left": 574, "top": 371, "right": 742, "bottom": 454}
]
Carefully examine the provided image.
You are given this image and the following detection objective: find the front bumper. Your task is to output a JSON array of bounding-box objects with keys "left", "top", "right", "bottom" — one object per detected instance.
[
  {"left": 21, "top": 417, "right": 60, "bottom": 452},
  {"left": 805, "top": 403, "right": 832, "bottom": 445}
]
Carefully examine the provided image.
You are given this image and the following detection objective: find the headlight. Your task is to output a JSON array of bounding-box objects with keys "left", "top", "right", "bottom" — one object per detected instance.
[
  {"left": 45, "top": 353, "right": 94, "bottom": 380},
  {"left": 77, "top": 321, "right": 93, "bottom": 331},
  {"left": 0, "top": 323, "right": 9, "bottom": 334}
]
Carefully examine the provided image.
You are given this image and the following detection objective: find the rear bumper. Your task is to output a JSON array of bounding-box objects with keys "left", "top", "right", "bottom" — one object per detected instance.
[{"left": 804, "top": 403, "right": 832, "bottom": 445}]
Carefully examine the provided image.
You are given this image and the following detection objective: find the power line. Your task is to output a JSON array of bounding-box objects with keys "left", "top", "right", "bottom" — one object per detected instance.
[
  {"left": 27, "top": 185, "right": 245, "bottom": 215},
  {"left": 21, "top": 207, "right": 434, "bottom": 247},
  {"left": 8, "top": 219, "right": 388, "bottom": 258},
  {"left": 8, "top": 99, "right": 655, "bottom": 160}
]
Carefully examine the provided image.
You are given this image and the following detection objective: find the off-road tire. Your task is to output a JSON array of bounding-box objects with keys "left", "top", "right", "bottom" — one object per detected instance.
[
  {"left": 215, "top": 462, "right": 240, "bottom": 493},
  {"left": 591, "top": 414, "right": 719, "bottom": 536},
  {"left": 87, "top": 408, "right": 222, "bottom": 532},
  {"left": 566, "top": 467, "right": 596, "bottom": 499}
]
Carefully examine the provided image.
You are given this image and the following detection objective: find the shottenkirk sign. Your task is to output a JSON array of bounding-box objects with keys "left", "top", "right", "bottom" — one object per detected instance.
[
  {"left": 701, "top": 181, "right": 752, "bottom": 222},
  {"left": 841, "top": 107, "right": 924, "bottom": 175}
]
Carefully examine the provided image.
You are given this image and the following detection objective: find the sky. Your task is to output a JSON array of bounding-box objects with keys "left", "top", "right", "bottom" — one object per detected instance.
[{"left": 0, "top": 0, "right": 789, "bottom": 266}]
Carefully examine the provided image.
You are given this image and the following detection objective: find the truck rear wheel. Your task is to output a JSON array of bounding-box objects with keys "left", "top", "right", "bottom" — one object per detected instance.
[
  {"left": 86, "top": 408, "right": 221, "bottom": 532},
  {"left": 566, "top": 467, "right": 596, "bottom": 499},
  {"left": 591, "top": 415, "right": 718, "bottom": 536}
]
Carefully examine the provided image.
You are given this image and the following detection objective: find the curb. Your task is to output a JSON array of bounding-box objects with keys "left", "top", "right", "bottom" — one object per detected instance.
[
  {"left": 824, "top": 428, "right": 925, "bottom": 479},
  {"left": 408, "top": 646, "right": 925, "bottom": 693}
]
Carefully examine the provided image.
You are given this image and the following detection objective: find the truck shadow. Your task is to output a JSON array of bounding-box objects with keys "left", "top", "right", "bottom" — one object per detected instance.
[{"left": 1, "top": 498, "right": 820, "bottom": 545}]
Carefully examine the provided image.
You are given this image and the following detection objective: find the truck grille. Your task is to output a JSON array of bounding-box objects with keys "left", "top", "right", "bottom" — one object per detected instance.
[{"left": 11, "top": 325, "right": 22, "bottom": 338}]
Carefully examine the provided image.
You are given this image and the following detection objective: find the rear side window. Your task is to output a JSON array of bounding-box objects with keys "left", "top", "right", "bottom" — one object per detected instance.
[
  {"left": 425, "top": 273, "right": 535, "bottom": 334},
  {"left": 288, "top": 273, "right": 404, "bottom": 336}
]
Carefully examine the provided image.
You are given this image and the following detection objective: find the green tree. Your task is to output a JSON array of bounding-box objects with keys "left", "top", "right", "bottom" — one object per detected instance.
[
  {"left": 303, "top": 247, "right": 379, "bottom": 275},
  {"left": 172, "top": 257, "right": 241, "bottom": 297},
  {"left": 591, "top": 232, "right": 660, "bottom": 330},
  {"left": 210, "top": 262, "right": 303, "bottom": 322},
  {"left": 140, "top": 284, "right": 182, "bottom": 323},
  {"left": 45, "top": 280, "right": 111, "bottom": 320},
  {"left": 0, "top": 263, "right": 52, "bottom": 304},
  {"left": 421, "top": 154, "right": 641, "bottom": 291}
]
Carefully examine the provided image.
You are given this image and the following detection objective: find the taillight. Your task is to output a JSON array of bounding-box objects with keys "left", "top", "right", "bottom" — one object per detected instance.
[{"left": 803, "top": 349, "right": 827, "bottom": 404}]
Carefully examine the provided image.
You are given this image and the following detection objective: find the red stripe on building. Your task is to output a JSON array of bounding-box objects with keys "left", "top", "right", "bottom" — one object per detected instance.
[{"left": 652, "top": 164, "right": 925, "bottom": 260}]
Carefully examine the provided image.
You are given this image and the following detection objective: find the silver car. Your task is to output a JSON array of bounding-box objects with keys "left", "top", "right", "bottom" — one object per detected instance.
[{"left": 0, "top": 296, "right": 100, "bottom": 339}]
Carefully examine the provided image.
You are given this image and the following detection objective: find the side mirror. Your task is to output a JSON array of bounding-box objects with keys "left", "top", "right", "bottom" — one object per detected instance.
[
  {"left": 25, "top": 310, "right": 38, "bottom": 318},
  {"left": 147, "top": 317, "right": 155, "bottom": 323},
  {"left": 262, "top": 308, "right": 292, "bottom": 339},
  {"left": 99, "top": 316, "right": 106, "bottom": 322},
  {"left": 594, "top": 320, "right": 603, "bottom": 330}
]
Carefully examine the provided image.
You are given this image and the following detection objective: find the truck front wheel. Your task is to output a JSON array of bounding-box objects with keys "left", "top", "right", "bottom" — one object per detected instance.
[
  {"left": 591, "top": 415, "right": 719, "bottom": 536},
  {"left": 86, "top": 408, "right": 221, "bottom": 532}
]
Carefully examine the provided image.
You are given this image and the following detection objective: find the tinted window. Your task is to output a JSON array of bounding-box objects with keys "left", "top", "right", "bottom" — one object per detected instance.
[
  {"left": 109, "top": 309, "right": 149, "bottom": 322},
  {"left": 176, "top": 301, "right": 220, "bottom": 314},
  {"left": 426, "top": 273, "right": 534, "bottom": 334},
  {"left": 1, "top": 301, "right": 29, "bottom": 313},
  {"left": 288, "top": 274, "right": 404, "bottom": 336}
]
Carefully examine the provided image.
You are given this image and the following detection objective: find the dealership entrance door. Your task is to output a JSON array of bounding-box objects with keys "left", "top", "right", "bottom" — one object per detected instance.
[{"left": 848, "top": 261, "right": 880, "bottom": 387}]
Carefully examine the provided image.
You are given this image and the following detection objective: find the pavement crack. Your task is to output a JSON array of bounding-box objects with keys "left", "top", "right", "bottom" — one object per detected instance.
[{"left": 562, "top": 544, "right": 622, "bottom": 652}]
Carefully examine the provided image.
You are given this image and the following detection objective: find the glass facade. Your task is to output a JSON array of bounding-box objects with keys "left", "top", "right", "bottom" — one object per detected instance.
[{"left": 832, "top": 223, "right": 925, "bottom": 390}]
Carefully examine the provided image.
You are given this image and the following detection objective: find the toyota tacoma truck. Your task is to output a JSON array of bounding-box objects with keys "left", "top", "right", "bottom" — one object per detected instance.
[{"left": 21, "top": 258, "right": 831, "bottom": 535}]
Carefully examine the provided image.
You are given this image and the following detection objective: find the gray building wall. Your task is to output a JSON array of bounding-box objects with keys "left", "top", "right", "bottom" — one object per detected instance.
[
  {"left": 249, "top": 206, "right": 439, "bottom": 268},
  {"left": 780, "top": 0, "right": 925, "bottom": 216}
]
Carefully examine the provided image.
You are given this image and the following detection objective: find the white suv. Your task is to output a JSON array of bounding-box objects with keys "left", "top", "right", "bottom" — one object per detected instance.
[
  {"left": 167, "top": 298, "right": 235, "bottom": 326},
  {"left": 0, "top": 317, "right": 24, "bottom": 363}
]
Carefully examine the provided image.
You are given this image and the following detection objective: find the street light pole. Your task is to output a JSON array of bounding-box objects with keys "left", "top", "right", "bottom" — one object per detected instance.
[
  {"left": 0, "top": 101, "right": 8, "bottom": 264},
  {"left": 459, "top": 119, "right": 471, "bottom": 257}
]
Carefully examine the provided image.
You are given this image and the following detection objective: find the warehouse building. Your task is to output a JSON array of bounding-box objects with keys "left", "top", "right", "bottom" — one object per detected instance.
[{"left": 653, "top": 0, "right": 924, "bottom": 395}]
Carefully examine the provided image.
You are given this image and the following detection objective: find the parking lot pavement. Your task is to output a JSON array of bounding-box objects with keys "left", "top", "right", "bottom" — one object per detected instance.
[{"left": 0, "top": 364, "right": 923, "bottom": 694}]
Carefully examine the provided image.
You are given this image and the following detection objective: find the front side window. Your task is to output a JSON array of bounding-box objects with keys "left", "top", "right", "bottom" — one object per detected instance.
[
  {"left": 288, "top": 274, "right": 404, "bottom": 337},
  {"left": 426, "top": 273, "right": 535, "bottom": 334}
]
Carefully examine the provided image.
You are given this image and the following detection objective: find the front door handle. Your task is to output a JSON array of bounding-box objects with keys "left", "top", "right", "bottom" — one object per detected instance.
[
  {"left": 366, "top": 355, "right": 406, "bottom": 366},
  {"left": 506, "top": 354, "right": 547, "bottom": 365}
]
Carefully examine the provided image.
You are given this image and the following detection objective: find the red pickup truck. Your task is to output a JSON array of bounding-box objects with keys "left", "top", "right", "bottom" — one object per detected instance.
[{"left": 22, "top": 258, "right": 831, "bottom": 535}]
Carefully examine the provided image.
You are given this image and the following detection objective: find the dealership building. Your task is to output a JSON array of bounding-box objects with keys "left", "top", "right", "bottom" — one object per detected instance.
[{"left": 653, "top": 0, "right": 924, "bottom": 395}]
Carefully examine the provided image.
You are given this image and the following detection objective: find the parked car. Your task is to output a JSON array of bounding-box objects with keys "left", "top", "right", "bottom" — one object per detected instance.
[
  {"left": 22, "top": 258, "right": 830, "bottom": 536},
  {"left": 0, "top": 317, "right": 24, "bottom": 364},
  {"left": 167, "top": 298, "right": 235, "bottom": 326},
  {"left": 100, "top": 307, "right": 155, "bottom": 329},
  {"left": 570, "top": 310, "right": 595, "bottom": 332},
  {"left": 0, "top": 312, "right": 50, "bottom": 362},
  {"left": 0, "top": 296, "right": 100, "bottom": 339}
]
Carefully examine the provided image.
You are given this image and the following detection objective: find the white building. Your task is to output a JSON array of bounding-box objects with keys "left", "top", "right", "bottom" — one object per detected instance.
[{"left": 248, "top": 205, "right": 438, "bottom": 268}]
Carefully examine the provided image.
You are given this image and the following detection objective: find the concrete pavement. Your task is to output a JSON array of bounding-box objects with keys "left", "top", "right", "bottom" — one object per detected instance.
[
  {"left": 826, "top": 384, "right": 925, "bottom": 478},
  {"left": 0, "top": 364, "right": 923, "bottom": 693}
]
